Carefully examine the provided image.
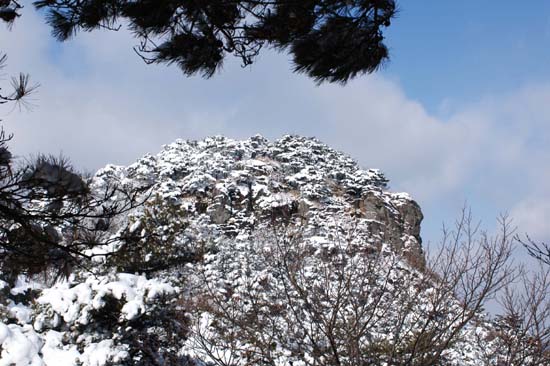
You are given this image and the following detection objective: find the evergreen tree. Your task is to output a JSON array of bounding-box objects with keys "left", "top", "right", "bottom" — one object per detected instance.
[
  {"left": 0, "top": 138, "right": 146, "bottom": 283},
  {"left": 33, "top": 0, "right": 397, "bottom": 83},
  {"left": 0, "top": 11, "right": 145, "bottom": 282}
]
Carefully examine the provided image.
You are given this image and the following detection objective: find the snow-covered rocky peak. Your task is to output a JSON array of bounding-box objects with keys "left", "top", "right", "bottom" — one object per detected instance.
[
  {"left": 98, "top": 135, "right": 425, "bottom": 268},
  {"left": 2, "top": 136, "right": 525, "bottom": 366}
]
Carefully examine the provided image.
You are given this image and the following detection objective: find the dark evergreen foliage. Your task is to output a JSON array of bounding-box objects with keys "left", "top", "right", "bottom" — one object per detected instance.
[
  {"left": 0, "top": 0, "right": 21, "bottom": 25},
  {"left": 0, "top": 129, "right": 148, "bottom": 283},
  {"left": 33, "top": 0, "right": 396, "bottom": 82},
  {"left": 0, "top": 12, "right": 151, "bottom": 282},
  {"left": 0, "top": 54, "right": 39, "bottom": 108}
]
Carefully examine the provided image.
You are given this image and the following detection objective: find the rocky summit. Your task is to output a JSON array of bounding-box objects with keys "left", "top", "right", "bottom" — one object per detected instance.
[
  {"left": 98, "top": 135, "right": 425, "bottom": 268},
  {"left": 0, "top": 136, "right": 529, "bottom": 366}
]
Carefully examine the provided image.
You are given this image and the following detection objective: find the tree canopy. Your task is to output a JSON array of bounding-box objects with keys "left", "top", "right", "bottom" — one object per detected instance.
[{"left": 33, "top": 0, "right": 396, "bottom": 83}]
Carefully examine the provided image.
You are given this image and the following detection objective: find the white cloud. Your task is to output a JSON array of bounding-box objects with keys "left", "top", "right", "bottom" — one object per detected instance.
[
  {"left": 1, "top": 8, "right": 549, "bottom": 244},
  {"left": 512, "top": 196, "right": 550, "bottom": 241}
]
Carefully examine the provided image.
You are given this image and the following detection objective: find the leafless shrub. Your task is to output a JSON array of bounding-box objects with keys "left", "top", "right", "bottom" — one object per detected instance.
[
  {"left": 517, "top": 235, "right": 550, "bottom": 267},
  {"left": 477, "top": 264, "right": 550, "bottom": 366},
  {"left": 187, "top": 209, "right": 517, "bottom": 366}
]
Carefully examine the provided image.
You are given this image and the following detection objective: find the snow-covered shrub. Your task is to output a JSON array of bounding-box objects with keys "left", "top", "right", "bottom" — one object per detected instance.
[
  {"left": 108, "top": 193, "right": 199, "bottom": 275},
  {"left": 0, "top": 273, "right": 188, "bottom": 366}
]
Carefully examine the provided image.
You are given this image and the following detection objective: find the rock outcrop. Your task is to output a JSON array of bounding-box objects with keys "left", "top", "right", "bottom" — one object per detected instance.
[{"left": 97, "top": 135, "right": 426, "bottom": 268}]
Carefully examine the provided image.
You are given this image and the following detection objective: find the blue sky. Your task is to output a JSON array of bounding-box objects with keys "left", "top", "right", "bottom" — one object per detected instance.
[
  {"left": 384, "top": 1, "right": 550, "bottom": 114},
  {"left": 1, "top": 1, "right": 550, "bottom": 255}
]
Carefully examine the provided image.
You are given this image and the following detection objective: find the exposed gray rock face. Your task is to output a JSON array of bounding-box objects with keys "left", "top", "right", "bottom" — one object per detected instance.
[
  {"left": 97, "top": 135, "right": 425, "bottom": 268},
  {"left": 360, "top": 191, "right": 425, "bottom": 268}
]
